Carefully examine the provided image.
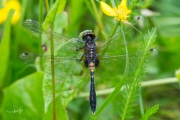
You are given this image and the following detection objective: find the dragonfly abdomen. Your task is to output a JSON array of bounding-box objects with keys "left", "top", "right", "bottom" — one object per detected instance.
[{"left": 90, "top": 71, "right": 96, "bottom": 114}]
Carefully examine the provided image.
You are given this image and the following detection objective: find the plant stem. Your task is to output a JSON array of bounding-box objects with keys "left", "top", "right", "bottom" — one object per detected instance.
[
  {"left": 139, "top": 88, "right": 144, "bottom": 115},
  {"left": 45, "top": 0, "right": 50, "bottom": 12},
  {"left": 90, "top": 0, "right": 103, "bottom": 31},
  {"left": 100, "top": 21, "right": 120, "bottom": 56},
  {"left": 50, "top": 26, "right": 56, "bottom": 120},
  {"left": 39, "top": 0, "right": 43, "bottom": 70},
  {"left": 39, "top": 0, "right": 43, "bottom": 24},
  {"left": 110, "top": 21, "right": 119, "bottom": 37},
  {"left": 121, "top": 24, "right": 129, "bottom": 73},
  {"left": 77, "top": 77, "right": 178, "bottom": 97}
]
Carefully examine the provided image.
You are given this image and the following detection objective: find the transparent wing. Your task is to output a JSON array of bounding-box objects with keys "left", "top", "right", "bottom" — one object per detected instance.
[
  {"left": 94, "top": 51, "right": 141, "bottom": 81},
  {"left": 20, "top": 52, "right": 84, "bottom": 83},
  {"left": 97, "top": 16, "right": 144, "bottom": 55},
  {"left": 21, "top": 18, "right": 148, "bottom": 82},
  {"left": 23, "top": 19, "right": 84, "bottom": 56},
  {"left": 94, "top": 48, "right": 157, "bottom": 87},
  {"left": 23, "top": 19, "right": 71, "bottom": 42},
  {"left": 20, "top": 48, "right": 157, "bottom": 88},
  {"left": 20, "top": 50, "right": 131, "bottom": 86},
  {"left": 94, "top": 28, "right": 137, "bottom": 83},
  {"left": 94, "top": 16, "right": 154, "bottom": 83},
  {"left": 21, "top": 19, "right": 85, "bottom": 84}
]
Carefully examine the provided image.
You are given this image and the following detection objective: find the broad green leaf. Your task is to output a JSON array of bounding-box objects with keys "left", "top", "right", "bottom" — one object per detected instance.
[
  {"left": 43, "top": 98, "right": 68, "bottom": 120},
  {"left": 21, "top": 19, "right": 84, "bottom": 114},
  {"left": 42, "top": 40, "right": 86, "bottom": 112},
  {"left": 0, "top": 72, "right": 44, "bottom": 120},
  {"left": 0, "top": 10, "right": 14, "bottom": 86}
]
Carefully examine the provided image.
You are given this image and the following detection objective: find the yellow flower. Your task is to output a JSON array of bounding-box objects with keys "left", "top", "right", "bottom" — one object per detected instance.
[
  {"left": 0, "top": 0, "right": 21, "bottom": 24},
  {"left": 100, "top": 0, "right": 131, "bottom": 23}
]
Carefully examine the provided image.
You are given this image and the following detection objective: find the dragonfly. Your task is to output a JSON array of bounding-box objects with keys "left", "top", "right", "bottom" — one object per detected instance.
[{"left": 20, "top": 19, "right": 149, "bottom": 114}]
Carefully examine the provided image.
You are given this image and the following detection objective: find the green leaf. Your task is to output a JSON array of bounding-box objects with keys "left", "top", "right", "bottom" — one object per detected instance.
[
  {"left": 0, "top": 10, "right": 14, "bottom": 86},
  {"left": 141, "top": 104, "right": 159, "bottom": 120},
  {"left": 54, "top": 11, "right": 68, "bottom": 34},
  {"left": 0, "top": 72, "right": 44, "bottom": 120},
  {"left": 42, "top": 39, "right": 85, "bottom": 112},
  {"left": 43, "top": 0, "right": 66, "bottom": 29},
  {"left": 57, "top": 0, "right": 66, "bottom": 14},
  {"left": 43, "top": 98, "right": 68, "bottom": 120}
]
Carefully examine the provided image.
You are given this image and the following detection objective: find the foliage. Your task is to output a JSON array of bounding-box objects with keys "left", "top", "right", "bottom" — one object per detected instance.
[
  {"left": 119, "top": 28, "right": 157, "bottom": 120},
  {"left": 141, "top": 104, "right": 159, "bottom": 120},
  {"left": 0, "top": 0, "right": 179, "bottom": 120}
]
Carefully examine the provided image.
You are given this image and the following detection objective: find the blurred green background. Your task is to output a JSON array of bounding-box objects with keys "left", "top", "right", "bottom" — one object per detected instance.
[{"left": 0, "top": 0, "right": 180, "bottom": 119}]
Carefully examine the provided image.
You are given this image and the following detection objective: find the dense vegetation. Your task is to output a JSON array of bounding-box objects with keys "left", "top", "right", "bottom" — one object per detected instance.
[{"left": 0, "top": 0, "right": 179, "bottom": 120}]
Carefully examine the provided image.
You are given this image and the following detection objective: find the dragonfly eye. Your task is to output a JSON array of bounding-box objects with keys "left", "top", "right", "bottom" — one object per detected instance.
[{"left": 82, "top": 32, "right": 95, "bottom": 41}]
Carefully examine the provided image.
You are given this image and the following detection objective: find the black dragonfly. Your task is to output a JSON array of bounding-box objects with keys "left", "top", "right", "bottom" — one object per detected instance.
[{"left": 20, "top": 19, "right": 146, "bottom": 114}]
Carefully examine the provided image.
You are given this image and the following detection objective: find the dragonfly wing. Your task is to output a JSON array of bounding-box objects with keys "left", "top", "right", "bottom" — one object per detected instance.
[
  {"left": 20, "top": 52, "right": 83, "bottom": 80},
  {"left": 23, "top": 19, "right": 71, "bottom": 41},
  {"left": 97, "top": 16, "right": 145, "bottom": 56},
  {"left": 23, "top": 19, "right": 43, "bottom": 38},
  {"left": 20, "top": 21, "right": 85, "bottom": 80},
  {"left": 94, "top": 48, "right": 157, "bottom": 85},
  {"left": 94, "top": 50, "right": 148, "bottom": 88},
  {"left": 97, "top": 31, "right": 136, "bottom": 58},
  {"left": 23, "top": 19, "right": 81, "bottom": 55},
  {"left": 95, "top": 21, "right": 144, "bottom": 82}
]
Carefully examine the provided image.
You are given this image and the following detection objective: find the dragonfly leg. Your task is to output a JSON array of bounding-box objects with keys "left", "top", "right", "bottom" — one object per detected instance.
[
  {"left": 76, "top": 38, "right": 85, "bottom": 51},
  {"left": 76, "top": 37, "right": 84, "bottom": 43},
  {"left": 75, "top": 54, "right": 85, "bottom": 63},
  {"left": 76, "top": 46, "right": 84, "bottom": 51},
  {"left": 94, "top": 36, "right": 99, "bottom": 42}
]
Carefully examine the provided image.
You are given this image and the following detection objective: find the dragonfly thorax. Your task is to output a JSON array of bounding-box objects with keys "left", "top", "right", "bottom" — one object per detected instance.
[{"left": 84, "top": 35, "right": 99, "bottom": 69}]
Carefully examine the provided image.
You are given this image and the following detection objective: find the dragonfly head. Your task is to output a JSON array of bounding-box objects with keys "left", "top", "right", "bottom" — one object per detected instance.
[{"left": 82, "top": 30, "right": 95, "bottom": 42}]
